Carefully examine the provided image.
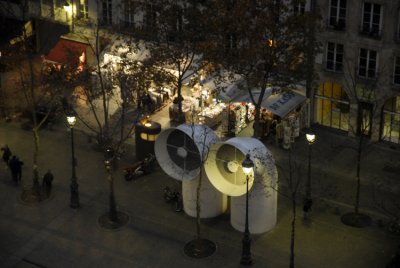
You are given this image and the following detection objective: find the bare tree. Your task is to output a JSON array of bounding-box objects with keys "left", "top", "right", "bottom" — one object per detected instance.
[
  {"left": 204, "top": 1, "right": 320, "bottom": 137},
  {"left": 138, "top": 0, "right": 211, "bottom": 121},
  {"left": 274, "top": 148, "right": 304, "bottom": 268},
  {"left": 184, "top": 121, "right": 218, "bottom": 258},
  {"left": 338, "top": 58, "right": 387, "bottom": 227},
  {"left": 67, "top": 24, "right": 168, "bottom": 153},
  {"left": 0, "top": 4, "right": 64, "bottom": 203}
]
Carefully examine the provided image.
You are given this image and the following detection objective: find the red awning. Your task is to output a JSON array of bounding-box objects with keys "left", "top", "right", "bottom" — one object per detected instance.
[{"left": 43, "top": 38, "right": 88, "bottom": 67}]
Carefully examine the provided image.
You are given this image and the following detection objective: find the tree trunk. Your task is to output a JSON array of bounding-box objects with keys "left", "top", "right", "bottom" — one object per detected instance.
[
  {"left": 290, "top": 192, "right": 296, "bottom": 268},
  {"left": 196, "top": 168, "right": 202, "bottom": 240},
  {"left": 354, "top": 134, "right": 363, "bottom": 214},
  {"left": 177, "top": 78, "right": 183, "bottom": 113}
]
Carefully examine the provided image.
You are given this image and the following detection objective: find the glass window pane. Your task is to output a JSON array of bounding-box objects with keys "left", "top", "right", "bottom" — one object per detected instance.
[
  {"left": 331, "top": 102, "right": 340, "bottom": 129},
  {"left": 340, "top": 111, "right": 349, "bottom": 131}
]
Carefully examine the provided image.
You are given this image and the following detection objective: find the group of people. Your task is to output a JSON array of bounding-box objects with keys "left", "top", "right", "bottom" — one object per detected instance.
[
  {"left": 1, "top": 144, "right": 54, "bottom": 197},
  {"left": 1, "top": 145, "right": 23, "bottom": 184}
]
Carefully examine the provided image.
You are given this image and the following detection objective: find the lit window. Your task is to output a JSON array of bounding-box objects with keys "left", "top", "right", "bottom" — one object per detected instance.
[{"left": 79, "top": 0, "right": 88, "bottom": 19}]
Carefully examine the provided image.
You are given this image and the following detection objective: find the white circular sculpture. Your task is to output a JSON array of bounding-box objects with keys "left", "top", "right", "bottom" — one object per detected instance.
[
  {"left": 204, "top": 137, "right": 278, "bottom": 234},
  {"left": 154, "top": 124, "right": 227, "bottom": 218}
]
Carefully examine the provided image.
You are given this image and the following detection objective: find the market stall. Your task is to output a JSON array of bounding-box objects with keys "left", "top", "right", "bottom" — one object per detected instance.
[{"left": 232, "top": 88, "right": 308, "bottom": 145}]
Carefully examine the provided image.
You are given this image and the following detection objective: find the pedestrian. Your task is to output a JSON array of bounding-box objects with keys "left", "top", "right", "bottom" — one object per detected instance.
[
  {"left": 303, "top": 197, "right": 313, "bottom": 221},
  {"left": 8, "top": 156, "right": 19, "bottom": 183},
  {"left": 275, "top": 119, "right": 284, "bottom": 145},
  {"left": 386, "top": 246, "right": 400, "bottom": 268},
  {"left": 15, "top": 157, "right": 23, "bottom": 184},
  {"left": 1, "top": 145, "right": 12, "bottom": 167},
  {"left": 42, "top": 170, "right": 54, "bottom": 197}
]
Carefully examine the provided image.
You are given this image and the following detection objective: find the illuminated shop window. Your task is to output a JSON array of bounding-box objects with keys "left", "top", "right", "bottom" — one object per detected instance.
[
  {"left": 314, "top": 82, "right": 349, "bottom": 131},
  {"left": 382, "top": 96, "right": 400, "bottom": 144}
]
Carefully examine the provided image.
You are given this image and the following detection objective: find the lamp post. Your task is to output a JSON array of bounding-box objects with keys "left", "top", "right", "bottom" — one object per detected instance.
[
  {"left": 67, "top": 111, "right": 80, "bottom": 208},
  {"left": 303, "top": 130, "right": 316, "bottom": 219},
  {"left": 105, "top": 147, "right": 118, "bottom": 222},
  {"left": 240, "top": 154, "right": 254, "bottom": 266}
]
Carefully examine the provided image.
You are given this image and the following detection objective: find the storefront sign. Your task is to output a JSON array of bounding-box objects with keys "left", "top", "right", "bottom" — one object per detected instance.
[{"left": 268, "top": 92, "right": 296, "bottom": 112}]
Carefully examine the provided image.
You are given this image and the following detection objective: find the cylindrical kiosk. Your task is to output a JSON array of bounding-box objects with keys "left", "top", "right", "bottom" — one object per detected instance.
[
  {"left": 154, "top": 124, "right": 227, "bottom": 218},
  {"left": 204, "top": 137, "right": 278, "bottom": 234},
  {"left": 135, "top": 118, "right": 162, "bottom": 161}
]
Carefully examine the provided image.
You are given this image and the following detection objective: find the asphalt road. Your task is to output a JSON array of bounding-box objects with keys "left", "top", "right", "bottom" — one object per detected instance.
[{"left": 0, "top": 121, "right": 399, "bottom": 268}]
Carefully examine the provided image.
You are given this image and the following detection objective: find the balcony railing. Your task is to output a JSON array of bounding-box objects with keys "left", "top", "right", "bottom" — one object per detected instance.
[
  {"left": 359, "top": 25, "right": 382, "bottom": 39},
  {"left": 326, "top": 19, "right": 346, "bottom": 31},
  {"left": 356, "top": 68, "right": 379, "bottom": 81},
  {"left": 324, "top": 61, "right": 344, "bottom": 73}
]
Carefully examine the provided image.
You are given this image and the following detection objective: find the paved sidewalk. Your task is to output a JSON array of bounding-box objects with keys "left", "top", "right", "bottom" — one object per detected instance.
[{"left": 0, "top": 120, "right": 399, "bottom": 268}]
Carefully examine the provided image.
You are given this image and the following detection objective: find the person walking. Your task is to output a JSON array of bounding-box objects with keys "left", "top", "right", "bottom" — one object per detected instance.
[
  {"left": 9, "top": 156, "right": 18, "bottom": 183},
  {"left": 9, "top": 156, "right": 23, "bottom": 184},
  {"left": 42, "top": 170, "right": 54, "bottom": 197},
  {"left": 15, "top": 157, "right": 23, "bottom": 184},
  {"left": 1, "top": 145, "right": 12, "bottom": 167}
]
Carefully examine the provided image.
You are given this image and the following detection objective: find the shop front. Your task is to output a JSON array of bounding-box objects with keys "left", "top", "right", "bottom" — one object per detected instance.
[
  {"left": 103, "top": 38, "right": 175, "bottom": 113},
  {"left": 381, "top": 96, "right": 400, "bottom": 144},
  {"left": 43, "top": 37, "right": 90, "bottom": 71},
  {"left": 231, "top": 88, "right": 307, "bottom": 147},
  {"left": 169, "top": 73, "right": 243, "bottom": 130},
  {"left": 314, "top": 82, "right": 350, "bottom": 132}
]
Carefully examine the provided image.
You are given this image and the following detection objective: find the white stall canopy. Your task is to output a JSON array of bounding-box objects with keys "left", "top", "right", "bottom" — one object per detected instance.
[
  {"left": 233, "top": 87, "right": 306, "bottom": 118},
  {"left": 202, "top": 72, "right": 245, "bottom": 101},
  {"left": 103, "top": 37, "right": 150, "bottom": 65}
]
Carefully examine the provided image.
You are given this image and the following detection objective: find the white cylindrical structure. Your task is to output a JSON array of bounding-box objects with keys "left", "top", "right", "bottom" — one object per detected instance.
[
  {"left": 204, "top": 137, "right": 278, "bottom": 234},
  {"left": 182, "top": 172, "right": 228, "bottom": 218},
  {"left": 154, "top": 124, "right": 227, "bottom": 218}
]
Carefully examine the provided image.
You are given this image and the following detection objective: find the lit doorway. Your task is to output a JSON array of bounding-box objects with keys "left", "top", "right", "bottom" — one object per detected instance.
[
  {"left": 381, "top": 96, "right": 400, "bottom": 144},
  {"left": 358, "top": 102, "right": 373, "bottom": 137},
  {"left": 314, "top": 82, "right": 349, "bottom": 131}
]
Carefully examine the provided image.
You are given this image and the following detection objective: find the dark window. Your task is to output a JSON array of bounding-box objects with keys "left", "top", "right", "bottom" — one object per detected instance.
[
  {"left": 225, "top": 33, "right": 237, "bottom": 51},
  {"left": 358, "top": 48, "right": 377, "bottom": 78},
  {"left": 326, "top": 42, "right": 343, "bottom": 72},
  {"left": 102, "top": 0, "right": 112, "bottom": 25},
  {"left": 394, "top": 56, "right": 400, "bottom": 85},
  {"left": 123, "top": 0, "right": 135, "bottom": 27},
  {"left": 145, "top": 4, "right": 157, "bottom": 30},
  {"left": 329, "top": 0, "right": 346, "bottom": 29},
  {"left": 293, "top": 1, "right": 306, "bottom": 14},
  {"left": 362, "top": 2, "right": 382, "bottom": 36}
]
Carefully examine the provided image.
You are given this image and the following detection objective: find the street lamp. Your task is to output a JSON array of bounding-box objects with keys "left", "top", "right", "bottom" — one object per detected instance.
[
  {"left": 240, "top": 153, "right": 254, "bottom": 266},
  {"left": 303, "top": 129, "right": 316, "bottom": 220},
  {"left": 67, "top": 111, "right": 80, "bottom": 208},
  {"left": 104, "top": 147, "right": 118, "bottom": 222}
]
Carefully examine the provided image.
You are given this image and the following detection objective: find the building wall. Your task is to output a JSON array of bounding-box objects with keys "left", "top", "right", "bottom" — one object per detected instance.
[
  {"left": 1, "top": 0, "right": 399, "bottom": 142},
  {"left": 314, "top": 0, "right": 400, "bottom": 142}
]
